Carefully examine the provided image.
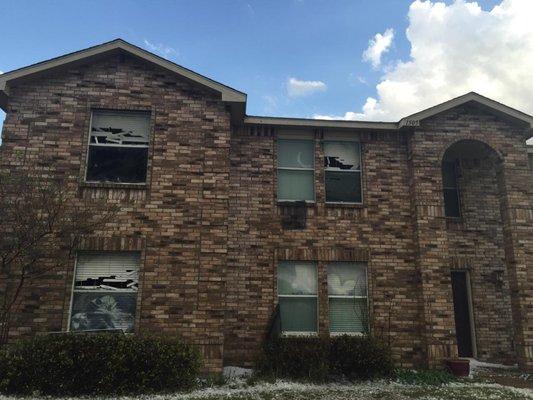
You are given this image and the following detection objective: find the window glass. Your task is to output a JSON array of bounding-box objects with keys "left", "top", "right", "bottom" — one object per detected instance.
[
  {"left": 327, "top": 262, "right": 367, "bottom": 334},
  {"left": 278, "top": 262, "right": 317, "bottom": 333},
  {"left": 324, "top": 142, "right": 360, "bottom": 171},
  {"left": 277, "top": 139, "right": 315, "bottom": 201},
  {"left": 70, "top": 252, "right": 140, "bottom": 333},
  {"left": 87, "top": 111, "right": 150, "bottom": 183},
  {"left": 278, "top": 140, "right": 314, "bottom": 169},
  {"left": 442, "top": 161, "right": 461, "bottom": 217},
  {"left": 324, "top": 141, "right": 362, "bottom": 203}
]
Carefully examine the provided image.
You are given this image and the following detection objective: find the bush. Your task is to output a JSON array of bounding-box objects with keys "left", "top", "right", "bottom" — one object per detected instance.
[
  {"left": 395, "top": 368, "right": 456, "bottom": 385},
  {"left": 0, "top": 333, "right": 201, "bottom": 396},
  {"left": 329, "top": 335, "right": 394, "bottom": 380},
  {"left": 257, "top": 335, "right": 394, "bottom": 382}
]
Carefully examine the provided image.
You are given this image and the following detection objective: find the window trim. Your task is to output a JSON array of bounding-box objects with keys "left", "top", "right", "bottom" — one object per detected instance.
[
  {"left": 277, "top": 261, "right": 319, "bottom": 335},
  {"left": 67, "top": 251, "right": 140, "bottom": 333},
  {"left": 327, "top": 262, "right": 369, "bottom": 335},
  {"left": 323, "top": 140, "right": 363, "bottom": 205},
  {"left": 276, "top": 138, "right": 316, "bottom": 203},
  {"left": 84, "top": 109, "right": 152, "bottom": 185}
]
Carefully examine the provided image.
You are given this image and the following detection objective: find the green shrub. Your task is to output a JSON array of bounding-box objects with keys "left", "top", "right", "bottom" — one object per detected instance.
[
  {"left": 395, "top": 368, "right": 456, "bottom": 385},
  {"left": 257, "top": 336, "right": 330, "bottom": 382},
  {"left": 329, "top": 335, "right": 394, "bottom": 380},
  {"left": 257, "top": 335, "right": 394, "bottom": 382},
  {"left": 0, "top": 333, "right": 201, "bottom": 396}
]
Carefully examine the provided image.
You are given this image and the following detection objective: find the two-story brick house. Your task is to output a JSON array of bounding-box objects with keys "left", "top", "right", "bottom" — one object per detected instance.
[{"left": 0, "top": 39, "right": 531, "bottom": 373}]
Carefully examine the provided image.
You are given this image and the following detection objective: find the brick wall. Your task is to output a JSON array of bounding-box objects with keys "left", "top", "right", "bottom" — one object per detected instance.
[
  {"left": 0, "top": 54, "right": 231, "bottom": 372},
  {"left": 0, "top": 55, "right": 531, "bottom": 372}
]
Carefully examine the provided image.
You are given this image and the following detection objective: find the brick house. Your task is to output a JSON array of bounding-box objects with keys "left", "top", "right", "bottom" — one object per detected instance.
[{"left": 0, "top": 39, "right": 531, "bottom": 373}]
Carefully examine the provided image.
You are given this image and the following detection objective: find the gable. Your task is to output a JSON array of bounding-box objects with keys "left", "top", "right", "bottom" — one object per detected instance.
[{"left": 0, "top": 39, "right": 246, "bottom": 122}]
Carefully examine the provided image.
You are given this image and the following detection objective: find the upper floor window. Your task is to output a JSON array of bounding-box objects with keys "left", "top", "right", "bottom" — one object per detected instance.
[
  {"left": 70, "top": 252, "right": 140, "bottom": 333},
  {"left": 277, "top": 138, "right": 315, "bottom": 202},
  {"left": 86, "top": 111, "right": 150, "bottom": 183},
  {"left": 324, "top": 140, "right": 362, "bottom": 203},
  {"left": 277, "top": 261, "right": 317, "bottom": 334},
  {"left": 442, "top": 160, "right": 461, "bottom": 218},
  {"left": 327, "top": 262, "right": 368, "bottom": 334}
]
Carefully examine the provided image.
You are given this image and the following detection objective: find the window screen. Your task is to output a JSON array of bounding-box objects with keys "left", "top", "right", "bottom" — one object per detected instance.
[
  {"left": 442, "top": 161, "right": 461, "bottom": 217},
  {"left": 277, "top": 262, "right": 317, "bottom": 333},
  {"left": 86, "top": 111, "right": 150, "bottom": 183},
  {"left": 277, "top": 139, "right": 315, "bottom": 201},
  {"left": 70, "top": 252, "right": 140, "bottom": 333},
  {"left": 324, "top": 141, "right": 362, "bottom": 203},
  {"left": 327, "top": 262, "right": 367, "bottom": 333}
]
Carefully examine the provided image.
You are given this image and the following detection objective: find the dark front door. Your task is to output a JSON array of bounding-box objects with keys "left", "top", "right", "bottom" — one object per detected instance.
[{"left": 451, "top": 271, "right": 474, "bottom": 357}]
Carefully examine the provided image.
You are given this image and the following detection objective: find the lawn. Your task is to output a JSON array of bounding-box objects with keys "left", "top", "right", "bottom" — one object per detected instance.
[{"left": 0, "top": 381, "right": 530, "bottom": 400}]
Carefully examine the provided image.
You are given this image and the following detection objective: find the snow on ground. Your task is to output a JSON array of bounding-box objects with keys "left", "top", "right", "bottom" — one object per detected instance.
[{"left": 0, "top": 380, "right": 531, "bottom": 400}]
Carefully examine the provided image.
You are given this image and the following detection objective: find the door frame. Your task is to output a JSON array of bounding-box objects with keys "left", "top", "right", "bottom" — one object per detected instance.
[{"left": 451, "top": 270, "right": 477, "bottom": 358}]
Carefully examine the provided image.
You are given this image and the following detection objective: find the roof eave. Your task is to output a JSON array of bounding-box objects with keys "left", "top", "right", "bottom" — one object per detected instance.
[{"left": 244, "top": 115, "right": 398, "bottom": 130}]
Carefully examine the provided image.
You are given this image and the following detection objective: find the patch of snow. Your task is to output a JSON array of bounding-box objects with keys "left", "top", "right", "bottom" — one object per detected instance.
[
  {"left": 222, "top": 366, "right": 252, "bottom": 380},
  {"left": 468, "top": 358, "right": 517, "bottom": 378}
]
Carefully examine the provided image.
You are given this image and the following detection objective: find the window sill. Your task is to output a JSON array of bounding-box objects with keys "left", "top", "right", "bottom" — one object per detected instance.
[
  {"left": 277, "top": 200, "right": 316, "bottom": 207},
  {"left": 281, "top": 332, "right": 318, "bottom": 337},
  {"left": 325, "top": 202, "right": 364, "bottom": 209},
  {"left": 80, "top": 181, "right": 148, "bottom": 190},
  {"left": 329, "top": 332, "right": 364, "bottom": 337}
]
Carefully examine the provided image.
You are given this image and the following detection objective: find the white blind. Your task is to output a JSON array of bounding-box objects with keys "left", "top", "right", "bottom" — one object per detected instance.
[
  {"left": 324, "top": 141, "right": 361, "bottom": 171},
  {"left": 90, "top": 111, "right": 150, "bottom": 146},
  {"left": 75, "top": 252, "right": 140, "bottom": 291},
  {"left": 328, "top": 263, "right": 367, "bottom": 296},
  {"left": 278, "top": 262, "right": 317, "bottom": 295},
  {"left": 329, "top": 298, "right": 366, "bottom": 333}
]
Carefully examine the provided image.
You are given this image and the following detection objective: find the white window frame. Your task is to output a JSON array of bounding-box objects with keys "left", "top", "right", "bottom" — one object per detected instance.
[
  {"left": 327, "top": 262, "right": 368, "bottom": 335},
  {"left": 85, "top": 110, "right": 151, "bottom": 184},
  {"left": 323, "top": 137, "right": 363, "bottom": 205},
  {"left": 67, "top": 251, "right": 140, "bottom": 333},
  {"left": 277, "top": 261, "right": 319, "bottom": 336},
  {"left": 277, "top": 132, "right": 316, "bottom": 203}
]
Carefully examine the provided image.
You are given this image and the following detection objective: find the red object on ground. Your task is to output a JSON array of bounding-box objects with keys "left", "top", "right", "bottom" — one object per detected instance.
[{"left": 445, "top": 359, "right": 470, "bottom": 377}]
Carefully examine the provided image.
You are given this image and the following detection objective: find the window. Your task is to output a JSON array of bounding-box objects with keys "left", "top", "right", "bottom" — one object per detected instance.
[
  {"left": 528, "top": 151, "right": 533, "bottom": 171},
  {"left": 277, "top": 139, "right": 315, "bottom": 201},
  {"left": 86, "top": 111, "right": 150, "bottom": 183},
  {"left": 324, "top": 141, "right": 362, "bottom": 203},
  {"left": 327, "top": 262, "right": 367, "bottom": 334},
  {"left": 70, "top": 252, "right": 140, "bottom": 333},
  {"left": 442, "top": 161, "right": 461, "bottom": 217},
  {"left": 277, "top": 262, "right": 317, "bottom": 334}
]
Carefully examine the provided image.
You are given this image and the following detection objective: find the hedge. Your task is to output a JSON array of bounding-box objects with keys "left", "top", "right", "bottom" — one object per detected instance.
[
  {"left": 0, "top": 333, "right": 201, "bottom": 396},
  {"left": 257, "top": 335, "right": 394, "bottom": 382}
]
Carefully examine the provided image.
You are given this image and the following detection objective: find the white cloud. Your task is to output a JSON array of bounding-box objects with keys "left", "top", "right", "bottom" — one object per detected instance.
[
  {"left": 362, "top": 28, "right": 394, "bottom": 69},
  {"left": 287, "top": 77, "right": 327, "bottom": 97},
  {"left": 316, "top": 0, "right": 533, "bottom": 123},
  {"left": 143, "top": 39, "right": 178, "bottom": 59}
]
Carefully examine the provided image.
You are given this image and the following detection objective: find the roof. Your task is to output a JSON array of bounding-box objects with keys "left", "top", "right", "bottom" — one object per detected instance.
[
  {"left": 0, "top": 40, "right": 532, "bottom": 132},
  {"left": 0, "top": 39, "right": 246, "bottom": 122},
  {"left": 247, "top": 92, "right": 533, "bottom": 132}
]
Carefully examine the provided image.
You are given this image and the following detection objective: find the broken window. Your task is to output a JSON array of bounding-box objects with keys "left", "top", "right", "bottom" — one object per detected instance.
[
  {"left": 277, "top": 139, "right": 315, "bottom": 201},
  {"left": 70, "top": 252, "right": 140, "bottom": 333},
  {"left": 327, "top": 263, "right": 367, "bottom": 334},
  {"left": 277, "top": 262, "right": 317, "bottom": 334},
  {"left": 442, "top": 161, "right": 461, "bottom": 218},
  {"left": 324, "top": 141, "right": 362, "bottom": 203},
  {"left": 86, "top": 111, "right": 150, "bottom": 183}
]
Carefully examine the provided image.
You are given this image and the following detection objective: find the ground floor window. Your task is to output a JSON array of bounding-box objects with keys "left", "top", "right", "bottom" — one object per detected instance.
[
  {"left": 69, "top": 252, "right": 140, "bottom": 333},
  {"left": 327, "top": 262, "right": 368, "bottom": 334},
  {"left": 277, "top": 261, "right": 318, "bottom": 334}
]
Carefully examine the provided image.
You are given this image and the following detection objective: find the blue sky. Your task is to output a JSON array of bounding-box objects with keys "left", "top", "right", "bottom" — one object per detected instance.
[{"left": 0, "top": 0, "right": 531, "bottom": 137}]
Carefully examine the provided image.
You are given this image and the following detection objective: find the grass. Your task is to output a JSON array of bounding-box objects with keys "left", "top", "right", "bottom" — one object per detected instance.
[{"left": 0, "top": 380, "right": 530, "bottom": 400}]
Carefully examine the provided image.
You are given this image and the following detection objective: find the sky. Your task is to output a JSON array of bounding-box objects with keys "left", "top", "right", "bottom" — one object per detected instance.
[{"left": 0, "top": 0, "right": 532, "bottom": 144}]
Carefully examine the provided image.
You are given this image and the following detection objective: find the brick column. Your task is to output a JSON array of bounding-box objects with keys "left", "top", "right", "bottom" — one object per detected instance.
[
  {"left": 498, "top": 163, "right": 533, "bottom": 372},
  {"left": 408, "top": 133, "right": 458, "bottom": 367}
]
